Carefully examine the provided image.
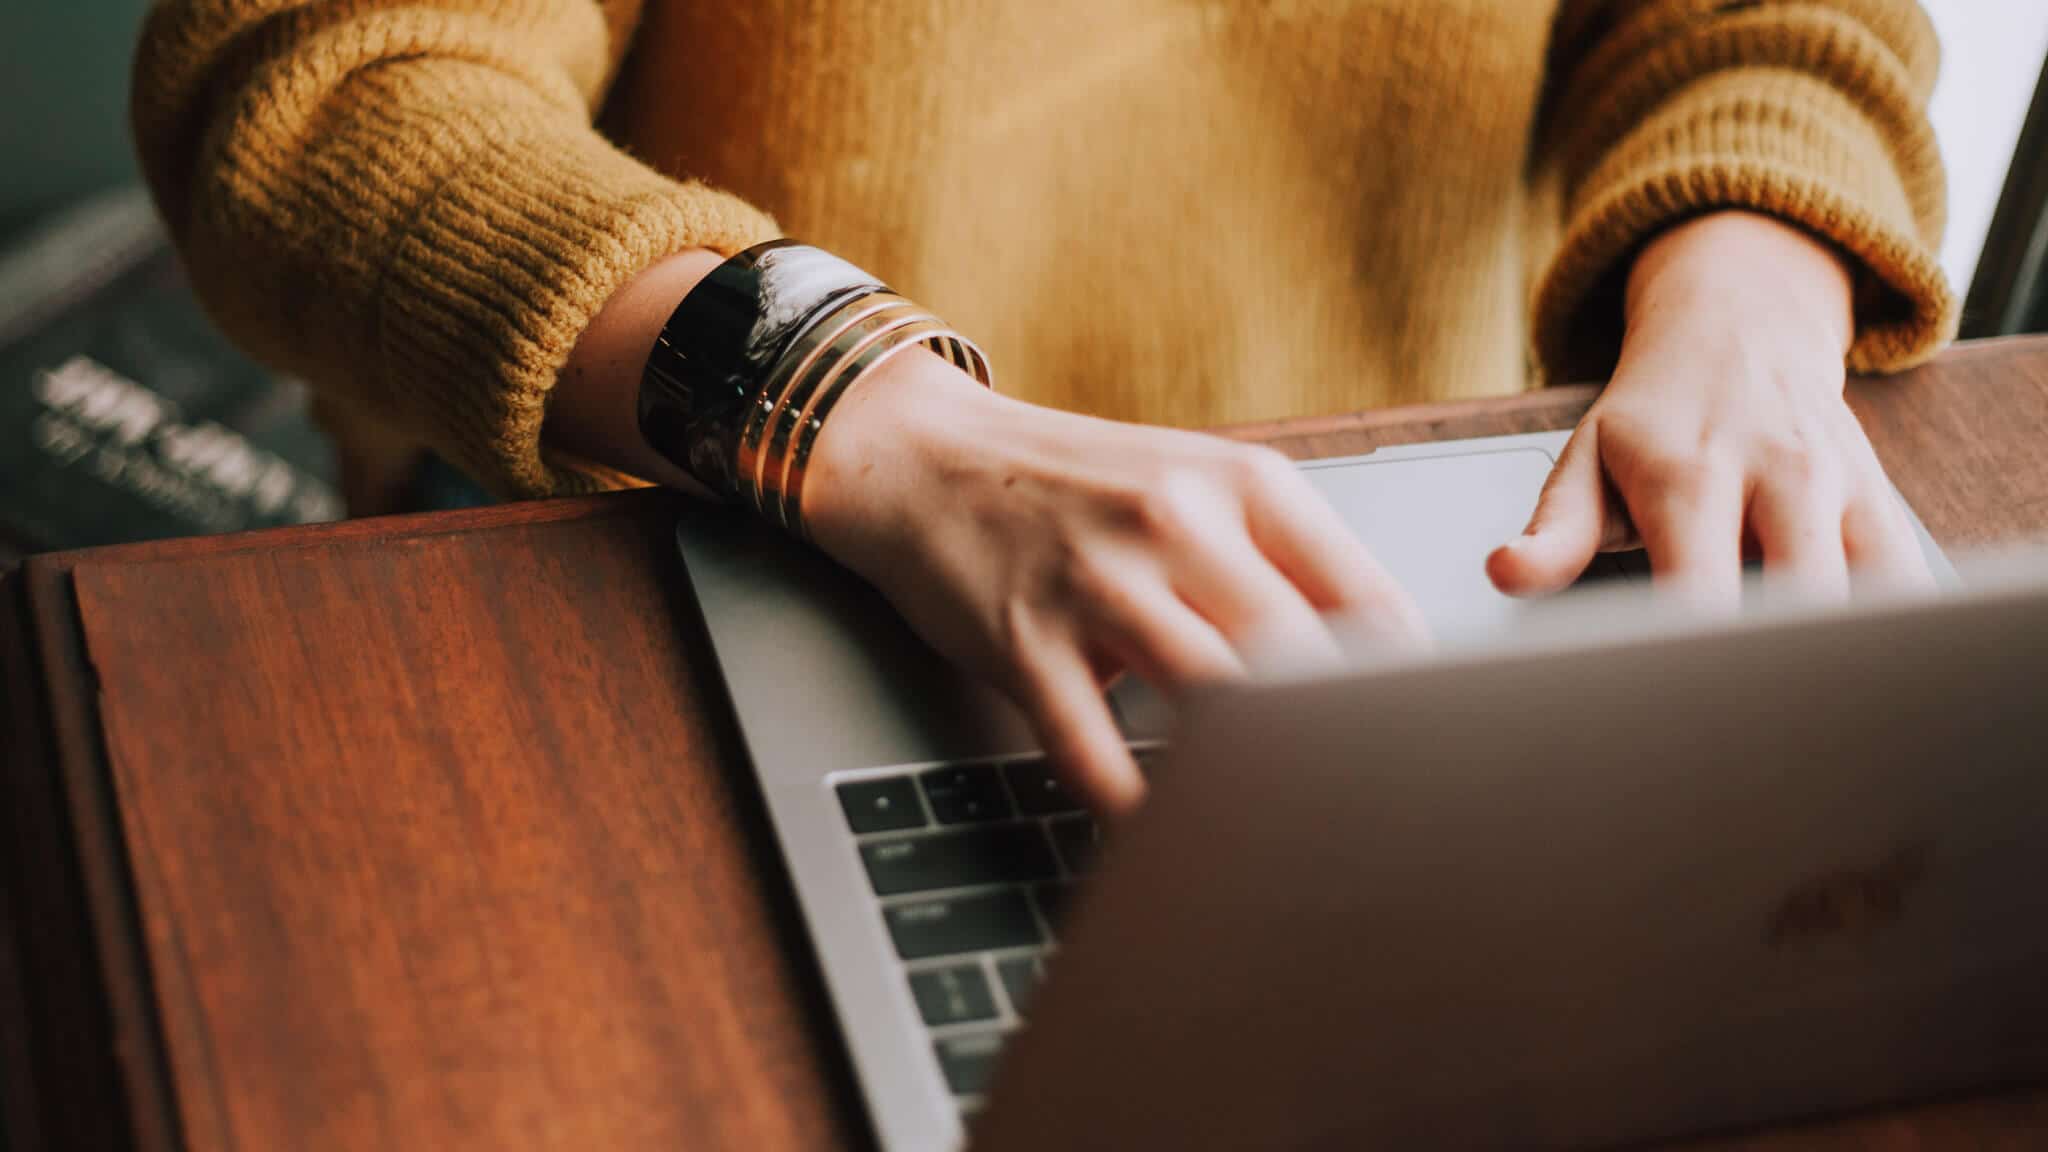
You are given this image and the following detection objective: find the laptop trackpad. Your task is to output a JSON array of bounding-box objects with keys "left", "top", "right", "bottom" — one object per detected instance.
[
  {"left": 1300, "top": 447, "right": 1559, "bottom": 641},
  {"left": 1112, "top": 446, "right": 1562, "bottom": 738}
]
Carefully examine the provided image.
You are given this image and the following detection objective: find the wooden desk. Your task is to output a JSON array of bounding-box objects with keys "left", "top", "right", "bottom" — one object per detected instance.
[{"left": 6, "top": 337, "right": 2048, "bottom": 1152}]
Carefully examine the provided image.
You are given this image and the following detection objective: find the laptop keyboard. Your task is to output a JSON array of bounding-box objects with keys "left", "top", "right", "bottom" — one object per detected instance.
[
  {"left": 835, "top": 753, "right": 1143, "bottom": 1110},
  {"left": 830, "top": 555, "right": 1647, "bottom": 1112}
]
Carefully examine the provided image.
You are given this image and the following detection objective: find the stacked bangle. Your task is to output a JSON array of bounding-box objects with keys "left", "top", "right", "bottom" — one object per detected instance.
[{"left": 638, "top": 240, "right": 992, "bottom": 538}]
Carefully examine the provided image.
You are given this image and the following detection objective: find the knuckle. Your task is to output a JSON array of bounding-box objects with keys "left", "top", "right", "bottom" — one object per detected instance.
[
  {"left": 1134, "top": 466, "right": 1220, "bottom": 542},
  {"left": 1754, "top": 435, "right": 1815, "bottom": 480},
  {"left": 1693, "top": 439, "right": 1747, "bottom": 482},
  {"left": 1230, "top": 444, "right": 1298, "bottom": 494},
  {"left": 1759, "top": 435, "right": 1844, "bottom": 494},
  {"left": 1086, "top": 476, "right": 1156, "bottom": 532},
  {"left": 1058, "top": 549, "right": 1125, "bottom": 609},
  {"left": 1651, "top": 433, "right": 1751, "bottom": 490},
  {"left": 1630, "top": 444, "right": 1706, "bottom": 490}
]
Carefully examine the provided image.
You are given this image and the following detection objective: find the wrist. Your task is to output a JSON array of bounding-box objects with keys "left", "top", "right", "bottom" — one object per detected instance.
[
  {"left": 1625, "top": 211, "right": 1855, "bottom": 358},
  {"left": 622, "top": 241, "right": 991, "bottom": 531},
  {"left": 803, "top": 345, "right": 1007, "bottom": 553}
]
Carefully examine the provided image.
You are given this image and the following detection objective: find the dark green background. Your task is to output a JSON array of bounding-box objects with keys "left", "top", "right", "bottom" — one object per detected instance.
[{"left": 1, "top": 0, "right": 155, "bottom": 245}]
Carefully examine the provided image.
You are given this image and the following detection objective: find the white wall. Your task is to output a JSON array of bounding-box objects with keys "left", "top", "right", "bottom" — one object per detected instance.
[{"left": 1923, "top": 1, "right": 2048, "bottom": 296}]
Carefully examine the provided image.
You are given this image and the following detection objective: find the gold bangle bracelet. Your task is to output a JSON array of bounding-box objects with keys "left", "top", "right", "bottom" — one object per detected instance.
[
  {"left": 759, "top": 313, "right": 952, "bottom": 525},
  {"left": 783, "top": 326, "right": 991, "bottom": 537},
  {"left": 744, "top": 299, "right": 938, "bottom": 516},
  {"left": 699, "top": 253, "right": 993, "bottom": 537},
  {"left": 734, "top": 290, "right": 910, "bottom": 514}
]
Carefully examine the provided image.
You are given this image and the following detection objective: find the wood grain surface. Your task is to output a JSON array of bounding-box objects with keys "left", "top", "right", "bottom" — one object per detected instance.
[
  {"left": 10, "top": 336, "right": 2048, "bottom": 1151},
  {"left": 63, "top": 509, "right": 871, "bottom": 1151}
]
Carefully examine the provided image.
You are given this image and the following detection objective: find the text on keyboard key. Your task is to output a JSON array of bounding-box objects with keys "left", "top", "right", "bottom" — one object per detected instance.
[
  {"left": 835, "top": 776, "right": 926, "bottom": 834},
  {"left": 884, "top": 890, "right": 1043, "bottom": 960},
  {"left": 859, "top": 823, "right": 1059, "bottom": 896},
  {"left": 935, "top": 1030, "right": 1008, "bottom": 1096},
  {"left": 908, "top": 964, "right": 998, "bottom": 1026}
]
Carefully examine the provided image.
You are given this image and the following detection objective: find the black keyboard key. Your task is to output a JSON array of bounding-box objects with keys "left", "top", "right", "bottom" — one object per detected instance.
[
  {"left": 935, "top": 1030, "right": 1007, "bottom": 1096},
  {"left": 859, "top": 824, "right": 1058, "bottom": 896},
  {"left": 1001, "top": 758, "right": 1082, "bottom": 816},
  {"left": 996, "top": 954, "right": 1044, "bottom": 1018},
  {"left": 1033, "top": 881, "right": 1073, "bottom": 929},
  {"left": 920, "top": 764, "right": 1012, "bottom": 824},
  {"left": 908, "top": 964, "right": 998, "bottom": 1026},
  {"left": 836, "top": 776, "right": 926, "bottom": 834},
  {"left": 1049, "top": 814, "right": 1101, "bottom": 874},
  {"left": 884, "top": 890, "right": 1043, "bottom": 960}
]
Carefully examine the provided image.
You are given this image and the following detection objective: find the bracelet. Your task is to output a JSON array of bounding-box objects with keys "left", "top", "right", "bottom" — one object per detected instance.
[
  {"left": 637, "top": 240, "right": 884, "bottom": 500},
  {"left": 638, "top": 240, "right": 992, "bottom": 535},
  {"left": 777, "top": 317, "right": 989, "bottom": 539},
  {"left": 738, "top": 286, "right": 989, "bottom": 531},
  {"left": 756, "top": 311, "right": 954, "bottom": 530},
  {"left": 735, "top": 291, "right": 925, "bottom": 515}
]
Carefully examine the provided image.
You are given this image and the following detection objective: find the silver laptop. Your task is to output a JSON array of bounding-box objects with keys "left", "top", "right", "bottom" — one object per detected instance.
[
  {"left": 671, "top": 430, "right": 2001, "bottom": 1150},
  {"left": 975, "top": 551, "right": 2048, "bottom": 1150}
]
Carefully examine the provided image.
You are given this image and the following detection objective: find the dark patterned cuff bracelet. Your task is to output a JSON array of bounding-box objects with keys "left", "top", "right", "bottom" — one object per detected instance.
[{"left": 637, "top": 240, "right": 886, "bottom": 499}]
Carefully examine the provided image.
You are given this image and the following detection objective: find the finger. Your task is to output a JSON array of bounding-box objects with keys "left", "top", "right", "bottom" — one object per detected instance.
[
  {"left": 1829, "top": 416, "right": 1936, "bottom": 593},
  {"left": 1013, "top": 640, "right": 1145, "bottom": 814},
  {"left": 1081, "top": 573, "right": 1247, "bottom": 687},
  {"left": 1843, "top": 487, "right": 1935, "bottom": 592},
  {"left": 1489, "top": 420, "right": 1615, "bottom": 597},
  {"left": 1747, "top": 477, "right": 1850, "bottom": 601},
  {"left": 1237, "top": 456, "right": 1429, "bottom": 642},
  {"left": 1627, "top": 456, "right": 1746, "bottom": 612},
  {"left": 1598, "top": 482, "right": 1643, "bottom": 553},
  {"left": 1170, "top": 527, "right": 1344, "bottom": 672}
]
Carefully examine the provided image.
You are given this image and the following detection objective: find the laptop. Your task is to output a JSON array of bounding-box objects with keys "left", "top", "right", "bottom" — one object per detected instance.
[
  {"left": 671, "top": 430, "right": 2001, "bottom": 1150},
  {"left": 974, "top": 549, "right": 2048, "bottom": 1150}
]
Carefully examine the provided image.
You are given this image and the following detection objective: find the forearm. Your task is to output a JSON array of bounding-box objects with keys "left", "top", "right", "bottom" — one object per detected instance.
[{"left": 133, "top": 0, "right": 777, "bottom": 500}]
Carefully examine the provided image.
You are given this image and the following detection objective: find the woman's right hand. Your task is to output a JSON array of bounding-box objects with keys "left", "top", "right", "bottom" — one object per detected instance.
[{"left": 804, "top": 348, "right": 1427, "bottom": 813}]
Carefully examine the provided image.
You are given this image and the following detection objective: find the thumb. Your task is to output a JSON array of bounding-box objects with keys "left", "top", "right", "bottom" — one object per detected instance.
[{"left": 1488, "top": 422, "right": 1608, "bottom": 597}]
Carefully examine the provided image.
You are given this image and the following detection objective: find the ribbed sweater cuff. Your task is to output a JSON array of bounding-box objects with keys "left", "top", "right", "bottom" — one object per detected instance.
[
  {"left": 1534, "top": 67, "right": 1957, "bottom": 384},
  {"left": 378, "top": 116, "right": 779, "bottom": 498}
]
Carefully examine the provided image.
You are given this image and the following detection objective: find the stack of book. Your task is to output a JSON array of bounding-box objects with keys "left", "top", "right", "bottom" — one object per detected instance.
[{"left": 0, "top": 188, "right": 342, "bottom": 566}]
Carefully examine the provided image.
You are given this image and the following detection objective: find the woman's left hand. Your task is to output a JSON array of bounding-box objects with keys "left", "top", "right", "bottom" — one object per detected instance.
[{"left": 1488, "top": 210, "right": 1933, "bottom": 608}]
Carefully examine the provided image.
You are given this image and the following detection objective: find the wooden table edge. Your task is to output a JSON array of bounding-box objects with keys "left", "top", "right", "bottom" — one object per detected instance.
[
  {"left": 5, "top": 560, "right": 184, "bottom": 1152},
  {"left": 7, "top": 335, "right": 2045, "bottom": 1150}
]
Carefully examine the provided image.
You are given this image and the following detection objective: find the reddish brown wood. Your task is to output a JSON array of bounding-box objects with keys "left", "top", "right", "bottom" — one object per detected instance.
[
  {"left": 12, "top": 558, "right": 184, "bottom": 1152},
  {"left": 54, "top": 505, "right": 869, "bottom": 1152},
  {"left": 7, "top": 335, "right": 2048, "bottom": 1151},
  {"left": 1839, "top": 336, "right": 2048, "bottom": 552}
]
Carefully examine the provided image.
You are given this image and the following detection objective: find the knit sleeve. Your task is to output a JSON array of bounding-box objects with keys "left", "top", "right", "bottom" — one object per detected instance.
[
  {"left": 132, "top": 0, "right": 780, "bottom": 498},
  {"left": 1530, "top": 0, "right": 1955, "bottom": 384}
]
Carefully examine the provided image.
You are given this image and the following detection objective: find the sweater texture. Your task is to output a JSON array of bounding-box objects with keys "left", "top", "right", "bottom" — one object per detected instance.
[{"left": 133, "top": 0, "right": 1955, "bottom": 498}]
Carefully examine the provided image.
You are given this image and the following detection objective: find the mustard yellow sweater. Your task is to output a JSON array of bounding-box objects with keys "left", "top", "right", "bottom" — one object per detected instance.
[{"left": 133, "top": 1, "right": 1954, "bottom": 499}]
